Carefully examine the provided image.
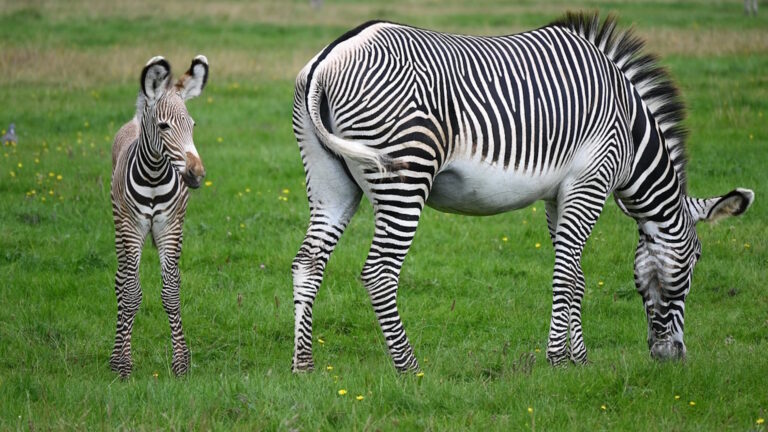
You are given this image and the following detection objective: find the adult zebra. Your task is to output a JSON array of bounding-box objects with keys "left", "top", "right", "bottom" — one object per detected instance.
[
  {"left": 290, "top": 14, "right": 754, "bottom": 372},
  {"left": 110, "top": 56, "right": 209, "bottom": 378}
]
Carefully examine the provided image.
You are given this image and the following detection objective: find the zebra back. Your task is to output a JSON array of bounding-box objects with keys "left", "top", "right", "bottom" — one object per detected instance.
[{"left": 550, "top": 13, "right": 689, "bottom": 192}]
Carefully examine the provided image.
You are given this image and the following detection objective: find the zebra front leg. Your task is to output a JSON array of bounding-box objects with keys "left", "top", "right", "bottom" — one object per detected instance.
[
  {"left": 546, "top": 184, "right": 607, "bottom": 366},
  {"left": 292, "top": 194, "right": 362, "bottom": 372},
  {"left": 110, "top": 225, "right": 146, "bottom": 378},
  {"left": 155, "top": 222, "right": 191, "bottom": 377}
]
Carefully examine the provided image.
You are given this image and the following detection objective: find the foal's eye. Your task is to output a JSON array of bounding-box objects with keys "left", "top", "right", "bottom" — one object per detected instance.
[{"left": 158, "top": 122, "right": 171, "bottom": 131}]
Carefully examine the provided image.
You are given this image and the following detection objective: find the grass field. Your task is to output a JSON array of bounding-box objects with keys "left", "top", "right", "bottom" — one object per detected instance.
[{"left": 1, "top": 0, "right": 767, "bottom": 430}]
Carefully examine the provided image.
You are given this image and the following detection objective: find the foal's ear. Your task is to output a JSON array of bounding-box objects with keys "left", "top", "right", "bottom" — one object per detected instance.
[
  {"left": 141, "top": 56, "right": 172, "bottom": 103},
  {"left": 686, "top": 188, "right": 755, "bottom": 224},
  {"left": 175, "top": 55, "right": 209, "bottom": 100}
]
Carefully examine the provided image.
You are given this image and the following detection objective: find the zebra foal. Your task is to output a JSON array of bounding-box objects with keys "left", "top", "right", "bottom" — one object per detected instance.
[
  {"left": 110, "top": 55, "right": 209, "bottom": 378},
  {"left": 290, "top": 14, "right": 754, "bottom": 372}
]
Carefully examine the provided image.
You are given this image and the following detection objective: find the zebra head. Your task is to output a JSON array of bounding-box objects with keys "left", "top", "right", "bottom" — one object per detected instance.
[
  {"left": 635, "top": 187, "right": 754, "bottom": 361},
  {"left": 139, "top": 55, "right": 209, "bottom": 188}
]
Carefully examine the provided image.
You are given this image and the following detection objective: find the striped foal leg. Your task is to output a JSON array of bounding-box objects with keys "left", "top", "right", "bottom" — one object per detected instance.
[
  {"left": 292, "top": 185, "right": 362, "bottom": 372},
  {"left": 154, "top": 220, "right": 190, "bottom": 376},
  {"left": 110, "top": 223, "right": 147, "bottom": 378},
  {"left": 547, "top": 183, "right": 608, "bottom": 366}
]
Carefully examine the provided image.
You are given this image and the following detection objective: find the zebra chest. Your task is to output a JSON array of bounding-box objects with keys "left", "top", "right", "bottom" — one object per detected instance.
[
  {"left": 427, "top": 159, "right": 564, "bottom": 216},
  {"left": 126, "top": 173, "right": 184, "bottom": 220}
]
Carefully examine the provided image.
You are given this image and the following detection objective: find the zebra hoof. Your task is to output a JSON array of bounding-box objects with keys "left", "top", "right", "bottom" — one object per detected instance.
[
  {"left": 650, "top": 340, "right": 686, "bottom": 361},
  {"left": 110, "top": 354, "right": 133, "bottom": 378},
  {"left": 570, "top": 351, "right": 589, "bottom": 365},
  {"left": 292, "top": 360, "right": 315, "bottom": 373},
  {"left": 172, "top": 349, "right": 191, "bottom": 377},
  {"left": 546, "top": 349, "right": 570, "bottom": 367}
]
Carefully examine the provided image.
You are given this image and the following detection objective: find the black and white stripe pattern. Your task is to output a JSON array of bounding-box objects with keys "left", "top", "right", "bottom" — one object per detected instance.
[
  {"left": 290, "top": 14, "right": 753, "bottom": 372},
  {"left": 110, "top": 55, "right": 209, "bottom": 378}
]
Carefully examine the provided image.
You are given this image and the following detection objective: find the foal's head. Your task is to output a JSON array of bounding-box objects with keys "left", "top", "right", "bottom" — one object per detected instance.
[{"left": 138, "top": 55, "right": 209, "bottom": 188}]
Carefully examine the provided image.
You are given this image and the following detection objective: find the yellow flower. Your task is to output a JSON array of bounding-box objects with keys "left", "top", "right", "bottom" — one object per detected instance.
[
  {"left": 204, "top": 180, "right": 212, "bottom": 187},
  {"left": 10, "top": 171, "right": 15, "bottom": 177},
  {"left": 84, "top": 121, "right": 90, "bottom": 128},
  {"left": 207, "top": 97, "right": 213, "bottom": 104},
  {"left": 674, "top": 395, "right": 680, "bottom": 400},
  {"left": 153, "top": 372, "right": 159, "bottom": 379},
  {"left": 502, "top": 236, "right": 508, "bottom": 242},
  {"left": 527, "top": 407, "right": 533, "bottom": 413},
  {"left": 239, "top": 223, "right": 245, "bottom": 229},
  {"left": 34, "top": 158, "right": 39, "bottom": 164},
  {"left": 601, "top": 405, "right": 607, "bottom": 411},
  {"left": 337, "top": 389, "right": 347, "bottom": 396},
  {"left": 17, "top": 162, "right": 22, "bottom": 168},
  {"left": 749, "top": 134, "right": 754, "bottom": 140},
  {"left": 598, "top": 281, "right": 604, "bottom": 286},
  {"left": 356, "top": 395, "right": 364, "bottom": 401},
  {"left": 48, "top": 172, "right": 54, "bottom": 177},
  {"left": 744, "top": 243, "right": 751, "bottom": 249},
  {"left": 56, "top": 174, "right": 62, "bottom": 180},
  {"left": 245, "top": 188, "right": 251, "bottom": 193},
  {"left": 326, "top": 365, "right": 333, "bottom": 371},
  {"left": 689, "top": 401, "right": 696, "bottom": 406},
  {"left": 217, "top": 137, "right": 223, "bottom": 143},
  {"left": 318, "top": 338, "right": 325, "bottom": 345},
  {"left": 48, "top": 190, "right": 53, "bottom": 196},
  {"left": 416, "top": 372, "right": 424, "bottom": 378},
  {"left": 535, "top": 243, "right": 541, "bottom": 249},
  {"left": 757, "top": 418, "right": 764, "bottom": 425},
  {"left": 532, "top": 207, "right": 537, "bottom": 212},
  {"left": 534, "top": 348, "right": 540, "bottom": 353},
  {"left": 282, "top": 188, "right": 290, "bottom": 194}
]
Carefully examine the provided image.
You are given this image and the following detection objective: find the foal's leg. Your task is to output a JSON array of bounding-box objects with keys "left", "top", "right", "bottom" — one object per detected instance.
[
  {"left": 154, "top": 216, "right": 191, "bottom": 376},
  {"left": 111, "top": 221, "right": 148, "bottom": 378}
]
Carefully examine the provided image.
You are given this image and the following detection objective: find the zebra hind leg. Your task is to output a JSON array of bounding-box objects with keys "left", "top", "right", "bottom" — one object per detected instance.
[
  {"left": 155, "top": 223, "right": 190, "bottom": 377},
  {"left": 362, "top": 186, "right": 429, "bottom": 373},
  {"left": 110, "top": 226, "right": 146, "bottom": 378},
  {"left": 546, "top": 182, "right": 608, "bottom": 366},
  {"left": 292, "top": 187, "right": 362, "bottom": 372}
]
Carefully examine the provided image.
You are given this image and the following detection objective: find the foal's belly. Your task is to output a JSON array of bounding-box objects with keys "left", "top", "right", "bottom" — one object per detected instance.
[{"left": 427, "top": 160, "right": 564, "bottom": 216}]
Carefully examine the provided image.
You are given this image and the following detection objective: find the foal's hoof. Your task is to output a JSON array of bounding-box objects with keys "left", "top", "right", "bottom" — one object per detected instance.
[
  {"left": 172, "top": 349, "right": 191, "bottom": 377},
  {"left": 110, "top": 355, "right": 133, "bottom": 378},
  {"left": 650, "top": 340, "right": 686, "bottom": 361},
  {"left": 546, "top": 349, "right": 570, "bottom": 367},
  {"left": 291, "top": 360, "right": 315, "bottom": 373}
]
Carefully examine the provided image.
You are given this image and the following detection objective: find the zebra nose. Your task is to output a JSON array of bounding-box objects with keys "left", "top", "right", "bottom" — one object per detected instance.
[{"left": 186, "top": 152, "right": 205, "bottom": 179}]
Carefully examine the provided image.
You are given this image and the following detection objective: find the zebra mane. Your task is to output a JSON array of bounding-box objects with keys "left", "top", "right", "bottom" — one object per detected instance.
[{"left": 550, "top": 12, "right": 689, "bottom": 192}]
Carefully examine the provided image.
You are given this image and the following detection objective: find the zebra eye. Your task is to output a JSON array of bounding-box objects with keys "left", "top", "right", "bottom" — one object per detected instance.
[{"left": 158, "top": 122, "right": 171, "bottom": 131}]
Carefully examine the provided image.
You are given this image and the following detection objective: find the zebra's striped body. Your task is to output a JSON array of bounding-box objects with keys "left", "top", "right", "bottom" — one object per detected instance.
[
  {"left": 291, "top": 14, "right": 754, "bottom": 372},
  {"left": 110, "top": 56, "right": 209, "bottom": 378}
]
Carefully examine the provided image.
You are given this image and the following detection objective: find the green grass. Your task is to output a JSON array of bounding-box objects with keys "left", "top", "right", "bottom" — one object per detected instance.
[{"left": 1, "top": 0, "right": 766, "bottom": 430}]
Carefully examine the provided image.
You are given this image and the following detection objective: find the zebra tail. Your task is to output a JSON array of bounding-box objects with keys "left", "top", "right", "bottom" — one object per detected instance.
[{"left": 305, "top": 73, "right": 390, "bottom": 173}]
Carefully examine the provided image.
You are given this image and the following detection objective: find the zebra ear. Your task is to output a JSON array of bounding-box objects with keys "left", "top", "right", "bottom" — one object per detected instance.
[
  {"left": 141, "top": 56, "right": 172, "bottom": 103},
  {"left": 175, "top": 55, "right": 209, "bottom": 100},
  {"left": 687, "top": 188, "right": 755, "bottom": 224}
]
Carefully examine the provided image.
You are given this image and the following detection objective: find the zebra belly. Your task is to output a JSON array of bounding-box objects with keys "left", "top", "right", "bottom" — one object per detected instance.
[{"left": 427, "top": 160, "right": 563, "bottom": 216}]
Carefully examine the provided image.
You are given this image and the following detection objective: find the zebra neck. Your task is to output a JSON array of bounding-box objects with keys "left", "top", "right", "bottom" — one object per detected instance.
[{"left": 131, "top": 133, "right": 173, "bottom": 185}]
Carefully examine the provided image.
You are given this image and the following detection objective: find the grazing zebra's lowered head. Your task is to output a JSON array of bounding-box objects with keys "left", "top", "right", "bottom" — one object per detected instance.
[{"left": 137, "top": 55, "right": 208, "bottom": 188}]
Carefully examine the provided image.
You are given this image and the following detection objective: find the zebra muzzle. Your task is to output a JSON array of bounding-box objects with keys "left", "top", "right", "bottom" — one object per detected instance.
[{"left": 183, "top": 152, "right": 205, "bottom": 189}]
